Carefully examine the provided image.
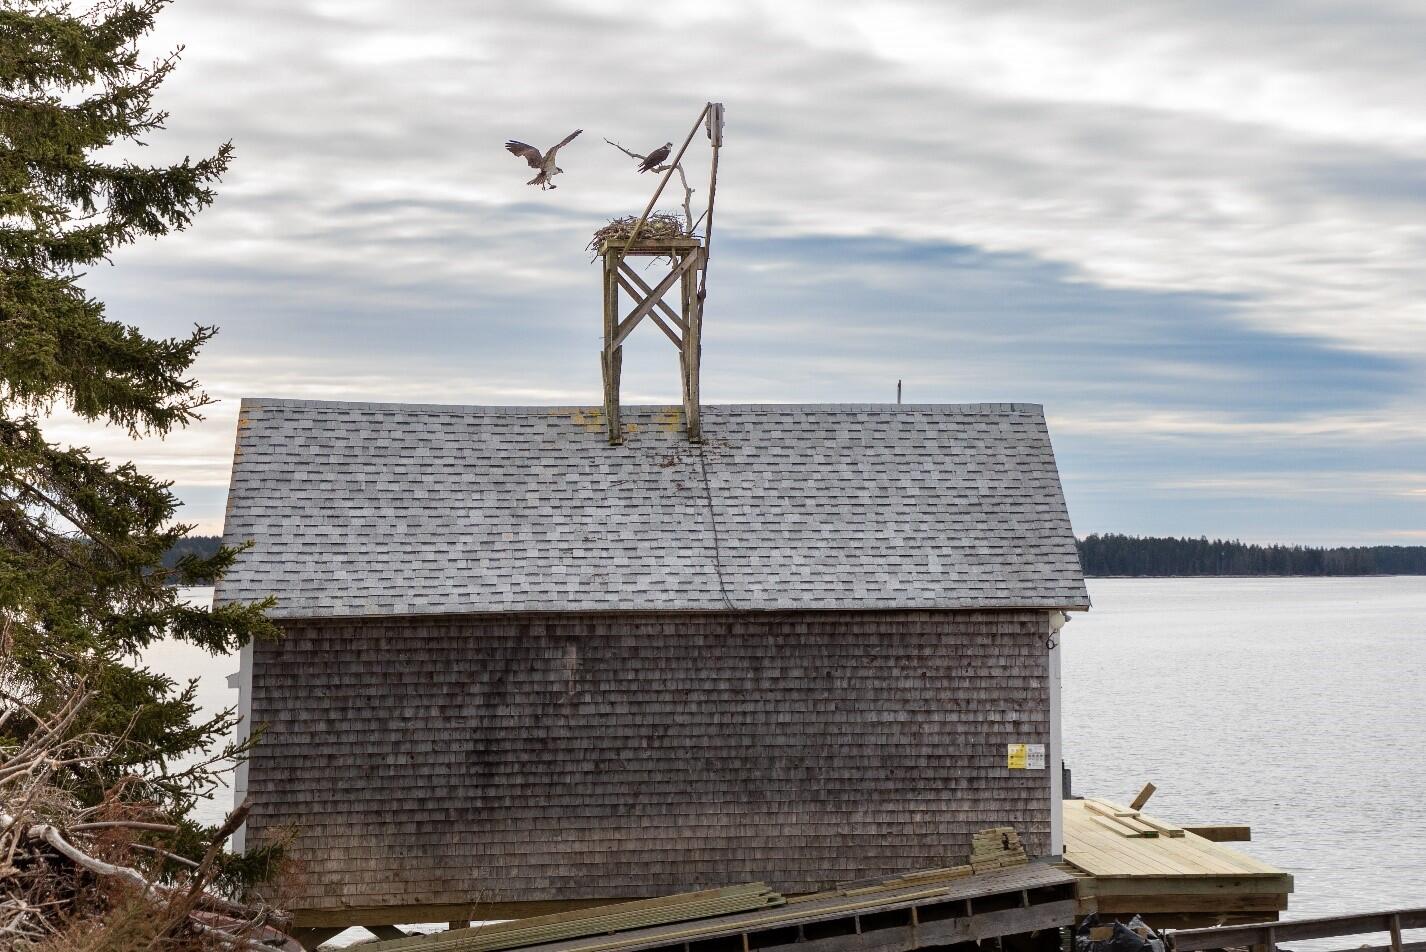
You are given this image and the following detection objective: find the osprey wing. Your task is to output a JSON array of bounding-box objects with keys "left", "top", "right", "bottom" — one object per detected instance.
[
  {"left": 505, "top": 140, "right": 544, "bottom": 168},
  {"left": 545, "top": 129, "right": 583, "bottom": 159}
]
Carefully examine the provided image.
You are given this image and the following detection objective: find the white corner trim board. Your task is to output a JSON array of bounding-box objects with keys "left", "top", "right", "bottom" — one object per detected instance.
[
  {"left": 231, "top": 639, "right": 254, "bottom": 854},
  {"left": 1047, "top": 610, "right": 1066, "bottom": 857}
]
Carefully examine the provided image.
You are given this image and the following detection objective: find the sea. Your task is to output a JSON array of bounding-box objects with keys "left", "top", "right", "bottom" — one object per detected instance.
[{"left": 148, "top": 577, "right": 1426, "bottom": 941}]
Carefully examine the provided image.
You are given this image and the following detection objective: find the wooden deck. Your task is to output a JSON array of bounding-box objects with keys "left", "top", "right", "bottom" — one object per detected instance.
[
  {"left": 1063, "top": 799, "right": 1294, "bottom": 928},
  {"left": 358, "top": 864, "right": 1078, "bottom": 952}
]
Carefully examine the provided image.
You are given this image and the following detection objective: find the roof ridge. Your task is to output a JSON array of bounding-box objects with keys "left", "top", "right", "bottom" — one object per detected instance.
[{"left": 239, "top": 397, "right": 1045, "bottom": 414}]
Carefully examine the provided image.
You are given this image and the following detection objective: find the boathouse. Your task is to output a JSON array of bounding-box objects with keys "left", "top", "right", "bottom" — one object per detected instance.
[{"left": 216, "top": 399, "right": 1089, "bottom": 930}]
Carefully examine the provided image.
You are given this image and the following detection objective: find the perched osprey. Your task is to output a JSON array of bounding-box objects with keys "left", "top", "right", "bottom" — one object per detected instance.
[
  {"left": 505, "top": 129, "right": 583, "bottom": 190},
  {"left": 637, "top": 142, "right": 672, "bottom": 173}
]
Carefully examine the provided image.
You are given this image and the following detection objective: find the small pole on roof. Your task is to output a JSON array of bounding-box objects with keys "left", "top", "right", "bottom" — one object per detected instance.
[{"left": 897, "top": 380, "right": 902, "bottom": 404}]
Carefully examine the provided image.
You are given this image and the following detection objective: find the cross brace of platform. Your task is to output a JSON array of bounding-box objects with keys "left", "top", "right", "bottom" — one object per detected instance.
[{"left": 600, "top": 237, "right": 706, "bottom": 444}]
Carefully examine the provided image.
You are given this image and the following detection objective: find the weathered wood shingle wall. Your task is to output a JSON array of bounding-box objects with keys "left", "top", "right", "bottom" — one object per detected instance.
[{"left": 247, "top": 610, "right": 1052, "bottom": 913}]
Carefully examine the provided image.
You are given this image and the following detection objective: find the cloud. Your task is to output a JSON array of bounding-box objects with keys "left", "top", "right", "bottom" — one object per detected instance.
[
  {"left": 1153, "top": 472, "right": 1426, "bottom": 499},
  {"left": 50, "top": 0, "right": 1426, "bottom": 544}
]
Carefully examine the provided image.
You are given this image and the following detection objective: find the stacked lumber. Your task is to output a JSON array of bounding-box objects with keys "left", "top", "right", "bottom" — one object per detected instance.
[
  {"left": 367, "top": 885, "right": 783, "bottom": 952},
  {"left": 969, "top": 827, "right": 1030, "bottom": 872},
  {"left": 801, "top": 825, "right": 1030, "bottom": 902},
  {"left": 1083, "top": 799, "right": 1186, "bottom": 838},
  {"left": 794, "top": 864, "right": 975, "bottom": 902}
]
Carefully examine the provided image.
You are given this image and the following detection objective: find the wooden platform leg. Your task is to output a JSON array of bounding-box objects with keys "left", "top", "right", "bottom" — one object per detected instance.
[
  {"left": 602, "top": 253, "right": 623, "bottom": 443},
  {"left": 291, "top": 927, "right": 343, "bottom": 950},
  {"left": 367, "top": 925, "right": 409, "bottom": 941},
  {"left": 681, "top": 247, "right": 703, "bottom": 442}
]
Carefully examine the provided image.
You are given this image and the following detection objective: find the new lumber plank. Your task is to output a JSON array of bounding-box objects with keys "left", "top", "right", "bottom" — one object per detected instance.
[
  {"left": 1087, "top": 798, "right": 1185, "bottom": 838},
  {"left": 1184, "top": 825, "right": 1251, "bottom": 842},
  {"left": 1089, "top": 877, "right": 1295, "bottom": 898},
  {"left": 1094, "top": 894, "right": 1289, "bottom": 914}
]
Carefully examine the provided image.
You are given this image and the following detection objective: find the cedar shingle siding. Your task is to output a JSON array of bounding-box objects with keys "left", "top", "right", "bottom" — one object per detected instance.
[{"left": 247, "top": 610, "right": 1054, "bottom": 911}]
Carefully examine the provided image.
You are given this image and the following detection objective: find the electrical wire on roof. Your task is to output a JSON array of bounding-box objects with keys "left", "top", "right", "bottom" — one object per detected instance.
[{"left": 695, "top": 440, "right": 738, "bottom": 611}]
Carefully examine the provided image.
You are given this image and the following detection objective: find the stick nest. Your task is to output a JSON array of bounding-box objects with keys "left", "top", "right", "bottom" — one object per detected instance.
[{"left": 588, "top": 212, "right": 689, "bottom": 251}]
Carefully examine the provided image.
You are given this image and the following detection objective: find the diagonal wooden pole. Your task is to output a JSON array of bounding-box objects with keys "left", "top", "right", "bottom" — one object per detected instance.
[
  {"left": 699, "top": 102, "right": 724, "bottom": 298},
  {"left": 684, "top": 103, "right": 723, "bottom": 442},
  {"left": 619, "top": 103, "right": 712, "bottom": 256}
]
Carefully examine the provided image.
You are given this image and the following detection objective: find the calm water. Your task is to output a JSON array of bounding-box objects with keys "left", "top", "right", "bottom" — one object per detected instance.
[
  {"left": 153, "top": 577, "right": 1426, "bottom": 929},
  {"left": 1063, "top": 577, "right": 1426, "bottom": 915}
]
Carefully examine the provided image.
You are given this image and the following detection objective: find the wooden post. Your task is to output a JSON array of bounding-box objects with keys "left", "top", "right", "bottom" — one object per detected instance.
[
  {"left": 1130, "top": 782, "right": 1157, "bottom": 811},
  {"left": 602, "top": 250, "right": 623, "bottom": 444},
  {"left": 682, "top": 246, "right": 703, "bottom": 441}
]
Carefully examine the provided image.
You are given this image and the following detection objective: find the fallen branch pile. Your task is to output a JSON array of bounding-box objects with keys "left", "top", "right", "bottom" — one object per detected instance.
[{"left": 0, "top": 688, "right": 298, "bottom": 951}]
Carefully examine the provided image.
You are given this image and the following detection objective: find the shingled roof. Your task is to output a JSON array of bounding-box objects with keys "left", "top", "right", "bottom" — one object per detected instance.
[{"left": 216, "top": 399, "right": 1088, "bottom": 617}]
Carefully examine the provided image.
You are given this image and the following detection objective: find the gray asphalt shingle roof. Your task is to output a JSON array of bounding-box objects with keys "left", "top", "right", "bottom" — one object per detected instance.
[{"left": 215, "top": 399, "right": 1089, "bottom": 617}]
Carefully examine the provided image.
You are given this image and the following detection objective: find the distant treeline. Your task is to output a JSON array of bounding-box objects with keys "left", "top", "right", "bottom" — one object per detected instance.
[
  {"left": 166, "top": 533, "right": 1426, "bottom": 579},
  {"left": 161, "top": 534, "right": 221, "bottom": 569},
  {"left": 1077, "top": 533, "right": 1426, "bottom": 577}
]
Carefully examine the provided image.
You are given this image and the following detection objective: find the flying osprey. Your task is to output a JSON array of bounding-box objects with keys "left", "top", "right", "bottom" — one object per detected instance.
[
  {"left": 505, "top": 129, "right": 583, "bottom": 190},
  {"left": 637, "top": 142, "right": 672, "bottom": 173}
]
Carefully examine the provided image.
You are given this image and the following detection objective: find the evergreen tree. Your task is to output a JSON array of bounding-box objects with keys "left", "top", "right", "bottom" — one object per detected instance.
[{"left": 0, "top": 0, "right": 277, "bottom": 832}]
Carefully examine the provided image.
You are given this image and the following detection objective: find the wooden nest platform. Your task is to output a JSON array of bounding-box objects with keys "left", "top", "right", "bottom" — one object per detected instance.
[
  {"left": 598, "top": 236, "right": 703, "bottom": 257},
  {"left": 590, "top": 213, "right": 699, "bottom": 257}
]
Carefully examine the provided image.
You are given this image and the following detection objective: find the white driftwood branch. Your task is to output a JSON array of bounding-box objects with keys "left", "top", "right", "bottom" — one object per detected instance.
[
  {"left": 127, "top": 841, "right": 201, "bottom": 868},
  {"left": 604, "top": 137, "right": 644, "bottom": 162},
  {"left": 604, "top": 137, "right": 698, "bottom": 232},
  {"left": 29, "top": 822, "right": 165, "bottom": 901},
  {"left": 70, "top": 820, "right": 180, "bottom": 833},
  {"left": 16, "top": 817, "right": 291, "bottom": 934}
]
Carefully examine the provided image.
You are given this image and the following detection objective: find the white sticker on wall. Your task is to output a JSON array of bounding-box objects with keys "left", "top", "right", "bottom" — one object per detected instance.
[{"left": 1008, "top": 743, "right": 1047, "bottom": 770}]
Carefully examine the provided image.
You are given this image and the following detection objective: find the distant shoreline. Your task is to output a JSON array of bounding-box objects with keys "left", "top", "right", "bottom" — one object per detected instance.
[{"left": 1077, "top": 533, "right": 1426, "bottom": 577}]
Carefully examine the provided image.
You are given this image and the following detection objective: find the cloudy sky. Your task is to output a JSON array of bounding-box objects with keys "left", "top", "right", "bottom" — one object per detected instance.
[{"left": 63, "top": 0, "right": 1426, "bottom": 544}]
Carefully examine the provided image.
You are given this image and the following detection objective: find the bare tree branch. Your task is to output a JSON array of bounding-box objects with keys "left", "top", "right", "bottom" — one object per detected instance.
[
  {"left": 604, "top": 137, "right": 646, "bottom": 162},
  {"left": 605, "top": 137, "right": 698, "bottom": 232}
]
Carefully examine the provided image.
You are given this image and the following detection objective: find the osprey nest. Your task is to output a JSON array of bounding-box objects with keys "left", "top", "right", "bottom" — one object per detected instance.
[{"left": 588, "top": 212, "right": 689, "bottom": 252}]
